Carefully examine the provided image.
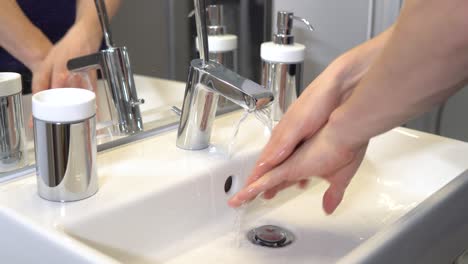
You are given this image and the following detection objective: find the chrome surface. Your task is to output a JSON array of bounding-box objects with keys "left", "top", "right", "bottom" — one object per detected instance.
[
  {"left": 194, "top": 0, "right": 209, "bottom": 64},
  {"left": 67, "top": 0, "right": 144, "bottom": 135},
  {"left": 169, "top": 0, "right": 271, "bottom": 82},
  {"left": 273, "top": 11, "right": 314, "bottom": 45},
  {"left": 247, "top": 225, "right": 295, "bottom": 248},
  {"left": 262, "top": 61, "right": 303, "bottom": 121},
  {"left": 33, "top": 117, "right": 98, "bottom": 202},
  {"left": 94, "top": 0, "right": 114, "bottom": 48},
  {"left": 206, "top": 4, "right": 238, "bottom": 110},
  {"left": 179, "top": 0, "right": 273, "bottom": 150},
  {"left": 0, "top": 93, "right": 27, "bottom": 173},
  {"left": 210, "top": 49, "right": 236, "bottom": 71},
  {"left": 211, "top": 50, "right": 237, "bottom": 110},
  {"left": 264, "top": 11, "right": 313, "bottom": 121},
  {"left": 206, "top": 4, "right": 236, "bottom": 71},
  {"left": 171, "top": 106, "right": 182, "bottom": 116},
  {"left": 176, "top": 59, "right": 273, "bottom": 150},
  {"left": 206, "top": 5, "right": 226, "bottom": 36}
]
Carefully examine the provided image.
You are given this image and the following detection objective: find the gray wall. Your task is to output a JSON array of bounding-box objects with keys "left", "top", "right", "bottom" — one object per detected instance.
[
  {"left": 110, "top": 0, "right": 171, "bottom": 79},
  {"left": 273, "top": 0, "right": 468, "bottom": 143},
  {"left": 272, "top": 0, "right": 401, "bottom": 85},
  {"left": 110, "top": 0, "right": 468, "bottom": 142},
  {"left": 273, "top": 0, "right": 369, "bottom": 85}
]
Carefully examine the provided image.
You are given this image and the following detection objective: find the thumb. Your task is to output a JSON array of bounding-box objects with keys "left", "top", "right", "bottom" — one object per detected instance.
[{"left": 32, "top": 66, "right": 52, "bottom": 95}]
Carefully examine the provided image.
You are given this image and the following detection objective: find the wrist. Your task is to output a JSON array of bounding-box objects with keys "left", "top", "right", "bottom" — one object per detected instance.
[
  {"left": 72, "top": 17, "right": 103, "bottom": 51},
  {"left": 23, "top": 32, "right": 53, "bottom": 72},
  {"left": 325, "top": 107, "right": 369, "bottom": 151}
]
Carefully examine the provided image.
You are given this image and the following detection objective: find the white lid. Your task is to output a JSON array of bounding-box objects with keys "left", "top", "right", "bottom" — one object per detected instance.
[
  {"left": 0, "top": 72, "right": 22, "bottom": 96},
  {"left": 196, "top": 34, "right": 238, "bottom": 53},
  {"left": 261, "top": 42, "right": 306, "bottom": 63},
  {"left": 32, "top": 88, "right": 96, "bottom": 123}
]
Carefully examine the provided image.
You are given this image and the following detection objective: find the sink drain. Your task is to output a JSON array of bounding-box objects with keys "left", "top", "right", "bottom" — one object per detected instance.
[{"left": 247, "top": 225, "right": 295, "bottom": 248}]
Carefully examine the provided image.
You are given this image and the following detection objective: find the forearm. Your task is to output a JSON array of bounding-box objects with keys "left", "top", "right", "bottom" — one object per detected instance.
[
  {"left": 329, "top": 0, "right": 468, "bottom": 147},
  {"left": 74, "top": 0, "right": 122, "bottom": 45},
  {"left": 334, "top": 25, "right": 394, "bottom": 92},
  {"left": 0, "top": 0, "right": 52, "bottom": 70}
]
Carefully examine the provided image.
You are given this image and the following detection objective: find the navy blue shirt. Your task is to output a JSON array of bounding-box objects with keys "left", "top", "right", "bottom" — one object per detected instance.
[{"left": 0, "top": 1, "right": 77, "bottom": 93}]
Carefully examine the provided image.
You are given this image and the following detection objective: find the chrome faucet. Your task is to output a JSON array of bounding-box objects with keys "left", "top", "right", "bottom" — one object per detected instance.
[
  {"left": 67, "top": 0, "right": 144, "bottom": 135},
  {"left": 176, "top": 0, "right": 274, "bottom": 150}
]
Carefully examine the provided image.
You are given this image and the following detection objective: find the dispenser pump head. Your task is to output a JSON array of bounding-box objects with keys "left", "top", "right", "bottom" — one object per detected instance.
[
  {"left": 189, "top": 5, "right": 226, "bottom": 35},
  {"left": 273, "top": 11, "right": 314, "bottom": 45},
  {"left": 206, "top": 5, "right": 226, "bottom": 35}
]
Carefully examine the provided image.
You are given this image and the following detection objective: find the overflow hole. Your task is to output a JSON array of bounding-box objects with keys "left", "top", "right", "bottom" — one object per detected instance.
[{"left": 224, "top": 175, "right": 233, "bottom": 194}]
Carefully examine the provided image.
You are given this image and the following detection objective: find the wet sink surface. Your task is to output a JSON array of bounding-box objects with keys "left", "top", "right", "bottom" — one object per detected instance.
[{"left": 1, "top": 110, "right": 468, "bottom": 263}]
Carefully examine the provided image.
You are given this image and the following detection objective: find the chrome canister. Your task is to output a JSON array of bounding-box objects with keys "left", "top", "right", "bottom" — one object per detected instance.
[
  {"left": 32, "top": 88, "right": 98, "bottom": 202},
  {"left": 0, "top": 73, "right": 27, "bottom": 173}
]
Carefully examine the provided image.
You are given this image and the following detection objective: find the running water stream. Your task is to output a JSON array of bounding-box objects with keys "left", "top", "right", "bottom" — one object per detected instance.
[{"left": 228, "top": 108, "right": 274, "bottom": 247}]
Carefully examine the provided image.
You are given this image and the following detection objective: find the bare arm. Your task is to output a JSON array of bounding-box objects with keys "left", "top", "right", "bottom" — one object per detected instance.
[
  {"left": 228, "top": 25, "right": 395, "bottom": 211},
  {"left": 74, "top": 0, "right": 122, "bottom": 45},
  {"left": 32, "top": 0, "right": 122, "bottom": 93},
  {"left": 0, "top": 0, "right": 52, "bottom": 71},
  {"left": 329, "top": 0, "right": 468, "bottom": 148},
  {"left": 229, "top": 0, "right": 468, "bottom": 214}
]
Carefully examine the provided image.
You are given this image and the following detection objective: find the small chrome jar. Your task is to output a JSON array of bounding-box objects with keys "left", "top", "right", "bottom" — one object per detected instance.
[
  {"left": 0, "top": 73, "right": 27, "bottom": 173},
  {"left": 32, "top": 88, "right": 98, "bottom": 202}
]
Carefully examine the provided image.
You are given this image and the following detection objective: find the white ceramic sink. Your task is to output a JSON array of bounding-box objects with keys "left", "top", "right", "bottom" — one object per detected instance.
[{"left": 1, "top": 107, "right": 468, "bottom": 263}]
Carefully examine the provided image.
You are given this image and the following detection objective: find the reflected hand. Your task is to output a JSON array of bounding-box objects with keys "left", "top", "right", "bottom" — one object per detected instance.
[{"left": 31, "top": 20, "right": 101, "bottom": 94}]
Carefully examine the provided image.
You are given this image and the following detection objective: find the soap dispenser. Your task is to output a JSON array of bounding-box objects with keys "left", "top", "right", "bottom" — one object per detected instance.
[
  {"left": 261, "top": 11, "right": 314, "bottom": 121},
  {"left": 195, "top": 5, "right": 238, "bottom": 71}
]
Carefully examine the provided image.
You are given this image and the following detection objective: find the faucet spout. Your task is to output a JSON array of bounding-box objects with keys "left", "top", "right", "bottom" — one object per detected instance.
[
  {"left": 176, "top": 59, "right": 274, "bottom": 150},
  {"left": 191, "top": 59, "right": 273, "bottom": 111}
]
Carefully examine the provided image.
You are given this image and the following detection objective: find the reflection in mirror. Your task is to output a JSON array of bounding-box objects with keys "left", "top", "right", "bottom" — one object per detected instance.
[{"left": 0, "top": 0, "right": 272, "bottom": 178}]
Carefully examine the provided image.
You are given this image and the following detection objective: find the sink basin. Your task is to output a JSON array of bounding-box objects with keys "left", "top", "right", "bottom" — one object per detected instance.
[
  {"left": 1, "top": 109, "right": 468, "bottom": 263},
  {"left": 0, "top": 207, "right": 118, "bottom": 264}
]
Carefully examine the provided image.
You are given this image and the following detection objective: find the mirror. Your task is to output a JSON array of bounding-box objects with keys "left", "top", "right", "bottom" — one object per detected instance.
[{"left": 0, "top": 0, "right": 272, "bottom": 177}]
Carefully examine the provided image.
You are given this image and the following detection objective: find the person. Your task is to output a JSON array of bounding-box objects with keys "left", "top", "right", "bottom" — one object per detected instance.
[
  {"left": 228, "top": 0, "right": 468, "bottom": 214},
  {"left": 0, "top": 0, "right": 121, "bottom": 94}
]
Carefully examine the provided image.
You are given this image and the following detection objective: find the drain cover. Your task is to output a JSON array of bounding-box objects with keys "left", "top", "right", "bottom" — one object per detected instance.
[{"left": 247, "top": 225, "right": 295, "bottom": 248}]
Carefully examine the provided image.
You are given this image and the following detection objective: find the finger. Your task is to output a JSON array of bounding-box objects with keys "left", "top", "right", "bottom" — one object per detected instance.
[
  {"left": 230, "top": 137, "right": 318, "bottom": 207},
  {"left": 322, "top": 147, "right": 366, "bottom": 214},
  {"left": 322, "top": 183, "right": 346, "bottom": 215},
  {"left": 263, "top": 181, "right": 297, "bottom": 200},
  {"left": 88, "top": 70, "right": 98, "bottom": 92},
  {"left": 228, "top": 169, "right": 286, "bottom": 208},
  {"left": 28, "top": 115, "right": 33, "bottom": 129},
  {"left": 298, "top": 179, "right": 309, "bottom": 189},
  {"left": 67, "top": 72, "right": 85, "bottom": 88},
  {"left": 51, "top": 71, "right": 68, "bottom": 88},
  {"left": 51, "top": 62, "right": 70, "bottom": 88},
  {"left": 32, "top": 67, "right": 52, "bottom": 95},
  {"left": 246, "top": 84, "right": 340, "bottom": 186}
]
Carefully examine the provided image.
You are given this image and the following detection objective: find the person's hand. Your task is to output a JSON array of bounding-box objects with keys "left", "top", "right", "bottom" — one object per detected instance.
[
  {"left": 229, "top": 121, "right": 368, "bottom": 214},
  {"left": 31, "top": 19, "right": 101, "bottom": 94},
  {"left": 227, "top": 28, "right": 393, "bottom": 213},
  {"left": 227, "top": 58, "right": 367, "bottom": 214}
]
